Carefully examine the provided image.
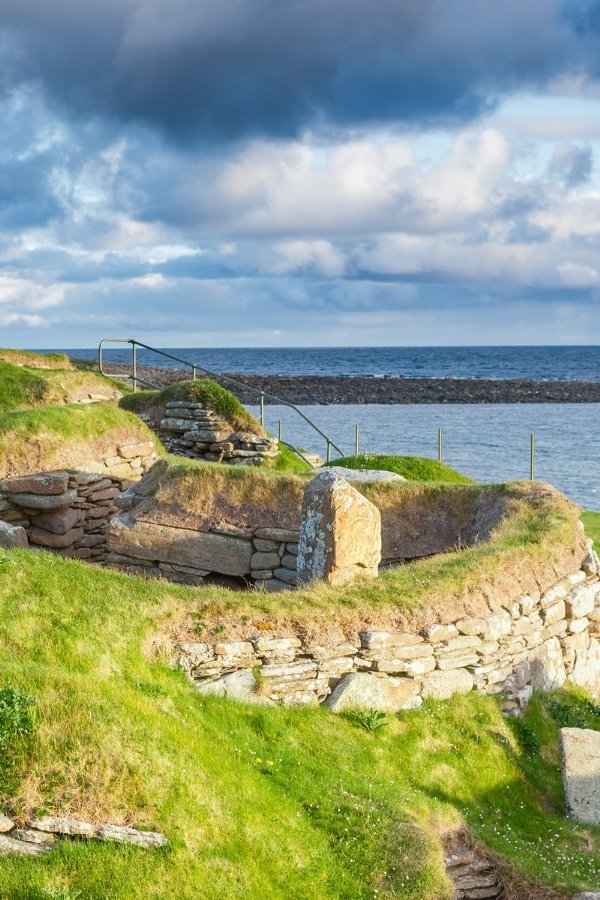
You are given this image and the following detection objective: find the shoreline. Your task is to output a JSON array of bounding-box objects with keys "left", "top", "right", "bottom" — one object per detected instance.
[{"left": 108, "top": 363, "right": 600, "bottom": 404}]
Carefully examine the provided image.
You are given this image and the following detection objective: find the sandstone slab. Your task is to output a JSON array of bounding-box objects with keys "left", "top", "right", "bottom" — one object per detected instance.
[
  {"left": 561, "top": 727, "right": 600, "bottom": 825},
  {"left": 297, "top": 471, "right": 381, "bottom": 586},
  {"left": 420, "top": 669, "right": 474, "bottom": 700},
  {"left": 0, "top": 834, "right": 51, "bottom": 856},
  {"left": 108, "top": 514, "right": 252, "bottom": 575},
  {"left": 9, "top": 490, "right": 77, "bottom": 511},
  {"left": 0, "top": 472, "right": 68, "bottom": 495},
  {"left": 95, "top": 825, "right": 167, "bottom": 848},
  {"left": 28, "top": 816, "right": 95, "bottom": 837},
  {"left": 325, "top": 672, "right": 419, "bottom": 712}
]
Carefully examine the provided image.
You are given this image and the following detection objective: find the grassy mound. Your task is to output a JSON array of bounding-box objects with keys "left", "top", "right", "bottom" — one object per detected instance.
[
  {"left": 0, "top": 549, "right": 597, "bottom": 898},
  {"left": 326, "top": 454, "right": 475, "bottom": 484},
  {"left": 120, "top": 380, "right": 263, "bottom": 435},
  {"left": 0, "top": 349, "right": 73, "bottom": 370},
  {"left": 0, "top": 361, "right": 123, "bottom": 414},
  {"left": 582, "top": 510, "right": 600, "bottom": 544},
  {"left": 0, "top": 404, "right": 159, "bottom": 478}
]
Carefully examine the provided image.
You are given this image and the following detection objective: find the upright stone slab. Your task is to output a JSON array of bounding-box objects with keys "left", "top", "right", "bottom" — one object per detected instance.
[
  {"left": 560, "top": 727, "right": 600, "bottom": 825},
  {"left": 297, "top": 471, "right": 381, "bottom": 587}
]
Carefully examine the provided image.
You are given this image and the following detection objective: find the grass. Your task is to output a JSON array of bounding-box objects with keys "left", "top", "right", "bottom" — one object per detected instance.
[
  {"left": 0, "top": 404, "right": 159, "bottom": 477},
  {"left": 0, "top": 350, "right": 73, "bottom": 370},
  {"left": 0, "top": 361, "right": 123, "bottom": 414},
  {"left": 120, "top": 380, "right": 263, "bottom": 435},
  {"left": 582, "top": 510, "right": 600, "bottom": 544},
  {"left": 325, "top": 454, "right": 475, "bottom": 484},
  {"left": 0, "top": 549, "right": 598, "bottom": 898}
]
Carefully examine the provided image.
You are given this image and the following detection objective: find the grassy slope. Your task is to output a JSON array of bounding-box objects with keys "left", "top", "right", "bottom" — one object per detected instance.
[
  {"left": 326, "top": 454, "right": 475, "bottom": 484},
  {"left": 0, "top": 350, "right": 73, "bottom": 370},
  {"left": 0, "top": 361, "right": 123, "bottom": 414},
  {"left": 0, "top": 550, "right": 598, "bottom": 898},
  {"left": 582, "top": 510, "right": 600, "bottom": 544}
]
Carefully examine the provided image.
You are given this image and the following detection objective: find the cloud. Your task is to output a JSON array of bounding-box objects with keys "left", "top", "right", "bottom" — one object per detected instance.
[
  {"left": 548, "top": 142, "right": 593, "bottom": 185},
  {"left": 1, "top": 0, "right": 600, "bottom": 143}
]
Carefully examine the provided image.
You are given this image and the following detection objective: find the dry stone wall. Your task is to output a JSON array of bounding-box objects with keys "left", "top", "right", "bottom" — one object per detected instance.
[
  {"left": 0, "top": 440, "right": 157, "bottom": 562},
  {"left": 139, "top": 398, "right": 279, "bottom": 465},
  {"left": 175, "top": 553, "right": 600, "bottom": 711}
]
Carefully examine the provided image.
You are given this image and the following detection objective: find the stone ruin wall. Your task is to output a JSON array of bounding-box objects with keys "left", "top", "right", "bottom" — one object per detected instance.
[
  {"left": 175, "top": 557, "right": 600, "bottom": 712},
  {"left": 0, "top": 440, "right": 158, "bottom": 562},
  {"left": 137, "top": 398, "right": 279, "bottom": 466}
]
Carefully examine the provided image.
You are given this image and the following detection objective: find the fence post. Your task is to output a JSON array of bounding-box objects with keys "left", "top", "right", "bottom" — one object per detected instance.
[
  {"left": 259, "top": 393, "right": 265, "bottom": 428},
  {"left": 530, "top": 433, "right": 536, "bottom": 481},
  {"left": 326, "top": 439, "right": 331, "bottom": 463},
  {"left": 355, "top": 424, "right": 360, "bottom": 456},
  {"left": 278, "top": 419, "right": 283, "bottom": 442},
  {"left": 192, "top": 366, "right": 197, "bottom": 381},
  {"left": 132, "top": 342, "right": 137, "bottom": 393},
  {"left": 437, "top": 428, "right": 444, "bottom": 462}
]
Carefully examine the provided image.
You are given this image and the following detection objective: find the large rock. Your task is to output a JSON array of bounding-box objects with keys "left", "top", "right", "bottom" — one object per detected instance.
[
  {"left": 9, "top": 490, "right": 77, "bottom": 511},
  {"left": 530, "top": 637, "right": 566, "bottom": 690},
  {"left": 0, "top": 520, "right": 28, "bottom": 549},
  {"left": 297, "top": 471, "right": 381, "bottom": 586},
  {"left": 194, "top": 669, "right": 271, "bottom": 704},
  {"left": 108, "top": 514, "right": 252, "bottom": 575},
  {"left": 560, "top": 728, "right": 600, "bottom": 825},
  {"left": 420, "top": 668, "right": 474, "bottom": 700},
  {"left": 0, "top": 472, "right": 69, "bottom": 495},
  {"left": 29, "top": 526, "right": 84, "bottom": 549},
  {"left": 30, "top": 508, "right": 84, "bottom": 535},
  {"left": 325, "top": 672, "right": 419, "bottom": 712}
]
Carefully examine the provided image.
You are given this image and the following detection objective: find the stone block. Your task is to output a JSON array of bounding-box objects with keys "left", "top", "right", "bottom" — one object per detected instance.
[
  {"left": 30, "top": 507, "right": 84, "bottom": 535},
  {"left": 273, "top": 567, "right": 298, "bottom": 586},
  {"left": 251, "top": 551, "right": 280, "bottom": 569},
  {"left": 307, "top": 642, "right": 358, "bottom": 660},
  {"left": 567, "top": 585, "right": 596, "bottom": 619},
  {"left": 96, "top": 825, "right": 167, "bottom": 848},
  {"left": 481, "top": 610, "right": 512, "bottom": 641},
  {"left": 254, "top": 527, "right": 300, "bottom": 542},
  {"left": 253, "top": 539, "right": 278, "bottom": 552},
  {"left": 422, "top": 623, "right": 459, "bottom": 643},
  {"left": 29, "top": 526, "right": 84, "bottom": 548},
  {"left": 0, "top": 814, "right": 14, "bottom": 832},
  {"left": 420, "top": 668, "right": 474, "bottom": 699},
  {"left": 28, "top": 816, "right": 95, "bottom": 836},
  {"left": 530, "top": 637, "right": 566, "bottom": 690},
  {"left": 108, "top": 514, "right": 252, "bottom": 575},
  {"left": 297, "top": 470, "right": 381, "bottom": 587},
  {"left": 9, "top": 490, "right": 77, "bottom": 511},
  {"left": 325, "top": 672, "right": 419, "bottom": 712},
  {"left": 117, "top": 441, "right": 154, "bottom": 459},
  {"left": 455, "top": 617, "right": 486, "bottom": 636},
  {"left": 0, "top": 834, "right": 51, "bottom": 856},
  {"left": 0, "top": 472, "right": 69, "bottom": 495},
  {"left": 0, "top": 520, "right": 28, "bottom": 549},
  {"left": 542, "top": 600, "right": 566, "bottom": 626},
  {"left": 561, "top": 728, "right": 600, "bottom": 825},
  {"left": 360, "top": 630, "right": 424, "bottom": 649}
]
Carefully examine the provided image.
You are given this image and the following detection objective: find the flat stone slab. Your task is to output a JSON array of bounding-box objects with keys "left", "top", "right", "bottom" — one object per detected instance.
[
  {"left": 325, "top": 466, "right": 406, "bottom": 483},
  {"left": 28, "top": 816, "right": 95, "bottom": 836},
  {"left": 561, "top": 727, "right": 600, "bottom": 825},
  {"left": 9, "top": 490, "right": 78, "bottom": 511},
  {"left": 325, "top": 672, "right": 419, "bottom": 712},
  {"left": 0, "top": 472, "right": 69, "bottom": 495},
  {"left": 95, "top": 825, "right": 168, "bottom": 848},
  {"left": 108, "top": 514, "right": 252, "bottom": 575},
  {"left": 0, "top": 834, "right": 51, "bottom": 856}
]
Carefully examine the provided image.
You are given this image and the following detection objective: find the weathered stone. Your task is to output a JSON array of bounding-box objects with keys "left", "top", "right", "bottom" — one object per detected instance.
[
  {"left": 530, "top": 637, "right": 566, "bottom": 690},
  {"left": 436, "top": 654, "right": 479, "bottom": 670},
  {"left": 95, "top": 824, "right": 168, "bottom": 848},
  {"left": 435, "top": 635, "right": 482, "bottom": 652},
  {"left": 9, "top": 489, "right": 77, "bottom": 510},
  {"left": 29, "top": 526, "right": 84, "bottom": 548},
  {"left": 281, "top": 554, "right": 298, "bottom": 570},
  {"left": 108, "top": 514, "right": 252, "bottom": 575},
  {"left": 104, "top": 464, "right": 135, "bottom": 480},
  {"left": 307, "top": 642, "right": 358, "bottom": 660},
  {"left": 0, "top": 813, "right": 14, "bottom": 832},
  {"left": 360, "top": 630, "right": 424, "bottom": 649},
  {"left": 297, "top": 471, "right": 381, "bottom": 586},
  {"left": 251, "top": 637, "right": 302, "bottom": 653},
  {"left": 215, "top": 641, "right": 254, "bottom": 658},
  {"left": 0, "top": 472, "right": 69, "bottom": 495},
  {"left": 253, "top": 538, "right": 278, "bottom": 552},
  {"left": 566, "top": 585, "right": 595, "bottom": 618},
  {"left": 561, "top": 727, "right": 600, "bottom": 825},
  {"left": 325, "top": 672, "right": 419, "bottom": 712},
  {"left": 0, "top": 834, "right": 52, "bottom": 856},
  {"left": 11, "top": 828, "right": 56, "bottom": 845},
  {"left": 569, "top": 617, "right": 590, "bottom": 634},
  {"left": 273, "top": 567, "right": 298, "bottom": 586},
  {"left": 481, "top": 610, "right": 511, "bottom": 640},
  {"left": 541, "top": 600, "right": 566, "bottom": 626},
  {"left": 118, "top": 441, "right": 154, "bottom": 459},
  {"left": 88, "top": 487, "right": 120, "bottom": 502},
  {"left": 30, "top": 507, "right": 84, "bottom": 535},
  {"left": 420, "top": 668, "right": 474, "bottom": 699},
  {"left": 374, "top": 656, "right": 436, "bottom": 676},
  {"left": 455, "top": 617, "right": 486, "bottom": 636},
  {"left": 194, "top": 669, "right": 271, "bottom": 704},
  {"left": 251, "top": 551, "right": 280, "bottom": 569},
  {"left": 324, "top": 465, "right": 406, "bottom": 483},
  {"left": 28, "top": 816, "right": 95, "bottom": 836},
  {"left": 160, "top": 417, "right": 199, "bottom": 432},
  {"left": 367, "top": 643, "right": 433, "bottom": 662},
  {"left": 0, "top": 520, "right": 28, "bottom": 549},
  {"left": 422, "top": 623, "right": 459, "bottom": 643},
  {"left": 254, "top": 527, "right": 300, "bottom": 542}
]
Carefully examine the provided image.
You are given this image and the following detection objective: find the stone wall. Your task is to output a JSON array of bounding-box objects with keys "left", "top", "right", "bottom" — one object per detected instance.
[
  {"left": 139, "top": 398, "right": 279, "bottom": 466},
  {"left": 174, "top": 555, "right": 600, "bottom": 710},
  {"left": 0, "top": 440, "right": 157, "bottom": 562}
]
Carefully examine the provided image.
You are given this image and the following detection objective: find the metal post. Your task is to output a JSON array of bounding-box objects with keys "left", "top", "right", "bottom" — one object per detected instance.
[
  {"left": 438, "top": 428, "right": 444, "bottom": 463},
  {"left": 278, "top": 419, "right": 283, "bottom": 442},
  {"left": 355, "top": 424, "right": 360, "bottom": 456},
  {"left": 326, "top": 439, "right": 331, "bottom": 463},
  {"left": 530, "top": 433, "right": 536, "bottom": 481},
  {"left": 132, "top": 341, "right": 137, "bottom": 393},
  {"left": 192, "top": 366, "right": 197, "bottom": 381},
  {"left": 259, "top": 393, "right": 265, "bottom": 428}
]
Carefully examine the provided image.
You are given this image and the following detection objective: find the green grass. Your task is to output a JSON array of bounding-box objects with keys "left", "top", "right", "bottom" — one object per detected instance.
[
  {"left": 120, "top": 380, "right": 262, "bottom": 434},
  {"left": 0, "top": 549, "right": 598, "bottom": 898},
  {"left": 326, "top": 454, "right": 475, "bottom": 484},
  {"left": 0, "top": 361, "right": 123, "bottom": 414},
  {"left": 0, "top": 349, "right": 73, "bottom": 370},
  {"left": 582, "top": 510, "right": 600, "bottom": 544}
]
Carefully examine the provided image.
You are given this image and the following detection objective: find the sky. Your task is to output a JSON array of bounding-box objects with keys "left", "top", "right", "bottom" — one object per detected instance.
[{"left": 2, "top": 0, "right": 600, "bottom": 348}]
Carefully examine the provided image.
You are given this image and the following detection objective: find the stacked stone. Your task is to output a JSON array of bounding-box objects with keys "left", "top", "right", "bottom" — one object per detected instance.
[
  {"left": 175, "top": 564, "right": 600, "bottom": 711},
  {"left": 0, "top": 441, "right": 157, "bottom": 562},
  {"left": 157, "top": 400, "right": 278, "bottom": 465},
  {"left": 444, "top": 849, "right": 503, "bottom": 899},
  {"left": 250, "top": 527, "right": 300, "bottom": 591},
  {"left": 0, "top": 812, "right": 166, "bottom": 857}
]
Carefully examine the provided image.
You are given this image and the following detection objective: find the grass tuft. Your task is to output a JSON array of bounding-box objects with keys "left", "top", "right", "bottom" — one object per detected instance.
[{"left": 326, "top": 453, "right": 475, "bottom": 484}]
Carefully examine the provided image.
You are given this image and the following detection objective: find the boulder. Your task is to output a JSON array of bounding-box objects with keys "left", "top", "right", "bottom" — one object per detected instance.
[
  {"left": 0, "top": 520, "right": 28, "bottom": 549},
  {"left": 325, "top": 672, "right": 419, "bottom": 712},
  {"left": 297, "top": 471, "right": 381, "bottom": 586},
  {"left": 108, "top": 514, "right": 252, "bottom": 575},
  {"left": 420, "top": 668, "right": 474, "bottom": 700},
  {"left": 560, "top": 728, "right": 600, "bottom": 825}
]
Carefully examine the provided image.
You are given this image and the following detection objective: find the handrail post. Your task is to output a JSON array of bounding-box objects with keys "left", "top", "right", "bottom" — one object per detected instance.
[
  {"left": 438, "top": 428, "right": 444, "bottom": 463},
  {"left": 132, "top": 341, "right": 137, "bottom": 393},
  {"left": 98, "top": 340, "right": 104, "bottom": 374},
  {"left": 192, "top": 366, "right": 197, "bottom": 381},
  {"left": 530, "top": 433, "right": 536, "bottom": 481},
  {"left": 259, "top": 393, "right": 265, "bottom": 428},
  {"left": 326, "top": 439, "right": 331, "bottom": 463},
  {"left": 278, "top": 419, "right": 283, "bottom": 442},
  {"left": 355, "top": 424, "right": 360, "bottom": 456}
]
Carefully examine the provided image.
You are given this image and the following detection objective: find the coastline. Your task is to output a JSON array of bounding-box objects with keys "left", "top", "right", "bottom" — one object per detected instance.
[{"left": 109, "top": 363, "right": 600, "bottom": 404}]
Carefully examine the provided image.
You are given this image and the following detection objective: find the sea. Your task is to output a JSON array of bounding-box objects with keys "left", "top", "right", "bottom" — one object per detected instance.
[{"left": 63, "top": 346, "right": 600, "bottom": 510}]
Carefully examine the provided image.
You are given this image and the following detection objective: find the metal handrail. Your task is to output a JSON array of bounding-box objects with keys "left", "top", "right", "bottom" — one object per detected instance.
[{"left": 98, "top": 338, "right": 345, "bottom": 462}]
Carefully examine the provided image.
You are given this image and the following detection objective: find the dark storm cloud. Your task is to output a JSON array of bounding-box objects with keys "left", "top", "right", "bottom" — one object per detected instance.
[{"left": 1, "top": 0, "right": 599, "bottom": 143}]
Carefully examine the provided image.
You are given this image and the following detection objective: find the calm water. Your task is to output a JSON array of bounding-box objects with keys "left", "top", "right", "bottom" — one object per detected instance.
[
  {"left": 248, "top": 403, "right": 600, "bottom": 510},
  {"left": 66, "top": 345, "right": 600, "bottom": 380}
]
